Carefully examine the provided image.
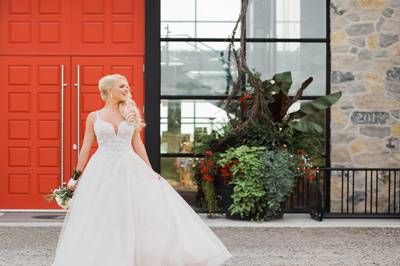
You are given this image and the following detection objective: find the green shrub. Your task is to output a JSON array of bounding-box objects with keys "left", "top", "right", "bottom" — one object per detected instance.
[
  {"left": 260, "top": 149, "right": 302, "bottom": 220},
  {"left": 217, "top": 145, "right": 266, "bottom": 220}
]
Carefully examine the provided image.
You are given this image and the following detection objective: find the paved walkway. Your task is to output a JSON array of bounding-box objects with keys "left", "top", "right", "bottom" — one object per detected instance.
[
  {"left": 1, "top": 212, "right": 399, "bottom": 228},
  {"left": 1, "top": 212, "right": 399, "bottom": 265}
]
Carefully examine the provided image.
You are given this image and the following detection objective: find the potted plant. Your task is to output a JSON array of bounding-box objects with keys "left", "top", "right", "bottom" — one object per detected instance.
[
  {"left": 216, "top": 145, "right": 267, "bottom": 221},
  {"left": 193, "top": 0, "right": 342, "bottom": 221},
  {"left": 259, "top": 149, "right": 302, "bottom": 220},
  {"left": 206, "top": 144, "right": 303, "bottom": 222}
]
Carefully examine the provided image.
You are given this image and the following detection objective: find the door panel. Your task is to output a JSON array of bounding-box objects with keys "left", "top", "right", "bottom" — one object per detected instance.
[
  {"left": 70, "top": 57, "right": 145, "bottom": 175},
  {"left": 0, "top": 56, "right": 71, "bottom": 208},
  {"left": 0, "top": 0, "right": 71, "bottom": 55},
  {"left": 70, "top": 0, "right": 145, "bottom": 55},
  {"left": 0, "top": 0, "right": 144, "bottom": 56}
]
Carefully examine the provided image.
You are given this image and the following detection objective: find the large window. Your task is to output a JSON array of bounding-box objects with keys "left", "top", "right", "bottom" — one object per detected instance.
[{"left": 159, "top": 0, "right": 329, "bottom": 196}]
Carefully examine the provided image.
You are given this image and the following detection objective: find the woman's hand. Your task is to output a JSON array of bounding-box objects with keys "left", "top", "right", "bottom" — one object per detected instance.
[{"left": 67, "top": 178, "right": 78, "bottom": 191}]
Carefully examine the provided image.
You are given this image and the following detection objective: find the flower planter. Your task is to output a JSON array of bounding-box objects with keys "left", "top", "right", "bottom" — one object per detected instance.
[
  {"left": 220, "top": 181, "right": 287, "bottom": 221},
  {"left": 265, "top": 199, "right": 286, "bottom": 220},
  {"left": 220, "top": 183, "right": 255, "bottom": 220}
]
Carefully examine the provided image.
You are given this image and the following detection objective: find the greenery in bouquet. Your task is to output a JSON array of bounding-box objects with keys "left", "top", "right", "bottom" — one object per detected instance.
[
  {"left": 44, "top": 169, "right": 81, "bottom": 209},
  {"left": 44, "top": 186, "right": 74, "bottom": 209}
]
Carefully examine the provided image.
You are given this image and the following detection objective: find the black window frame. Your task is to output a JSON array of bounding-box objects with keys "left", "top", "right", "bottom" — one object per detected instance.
[{"left": 145, "top": 0, "right": 331, "bottom": 172}]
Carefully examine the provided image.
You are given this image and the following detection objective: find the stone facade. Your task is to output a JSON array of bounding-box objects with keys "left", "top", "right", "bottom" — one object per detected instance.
[
  {"left": 330, "top": 0, "right": 400, "bottom": 212},
  {"left": 331, "top": 0, "right": 400, "bottom": 168}
]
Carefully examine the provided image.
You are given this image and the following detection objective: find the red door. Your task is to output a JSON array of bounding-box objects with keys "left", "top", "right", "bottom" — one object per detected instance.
[
  {"left": 0, "top": 0, "right": 145, "bottom": 209},
  {"left": 0, "top": 57, "right": 72, "bottom": 209}
]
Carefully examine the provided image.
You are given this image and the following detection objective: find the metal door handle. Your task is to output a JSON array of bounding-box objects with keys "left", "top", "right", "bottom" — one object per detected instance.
[
  {"left": 60, "top": 65, "right": 67, "bottom": 188},
  {"left": 73, "top": 65, "right": 81, "bottom": 155}
]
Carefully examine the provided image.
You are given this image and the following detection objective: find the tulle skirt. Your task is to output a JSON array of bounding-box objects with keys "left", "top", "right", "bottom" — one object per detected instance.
[{"left": 51, "top": 149, "right": 233, "bottom": 266}]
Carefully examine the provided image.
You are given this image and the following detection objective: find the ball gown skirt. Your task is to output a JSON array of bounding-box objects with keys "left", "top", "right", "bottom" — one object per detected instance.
[{"left": 51, "top": 110, "right": 233, "bottom": 266}]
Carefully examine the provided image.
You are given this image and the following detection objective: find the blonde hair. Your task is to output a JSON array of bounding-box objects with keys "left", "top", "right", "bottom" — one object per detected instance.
[
  {"left": 119, "top": 91, "right": 146, "bottom": 130},
  {"left": 98, "top": 74, "right": 146, "bottom": 130},
  {"left": 98, "top": 74, "right": 127, "bottom": 102}
]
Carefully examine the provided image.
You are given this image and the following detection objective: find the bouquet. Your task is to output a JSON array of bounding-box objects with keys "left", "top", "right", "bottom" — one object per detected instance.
[
  {"left": 44, "top": 186, "right": 74, "bottom": 209},
  {"left": 44, "top": 168, "right": 82, "bottom": 209}
]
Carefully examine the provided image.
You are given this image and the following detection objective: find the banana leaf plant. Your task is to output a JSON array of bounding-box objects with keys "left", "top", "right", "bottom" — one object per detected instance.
[{"left": 270, "top": 71, "right": 342, "bottom": 134}]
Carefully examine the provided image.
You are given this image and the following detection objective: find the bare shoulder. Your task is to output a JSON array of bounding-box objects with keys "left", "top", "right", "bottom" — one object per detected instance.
[{"left": 86, "top": 111, "right": 97, "bottom": 124}]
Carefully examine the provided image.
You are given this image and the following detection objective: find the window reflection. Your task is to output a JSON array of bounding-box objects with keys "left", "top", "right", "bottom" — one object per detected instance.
[
  {"left": 247, "top": 0, "right": 326, "bottom": 38},
  {"left": 161, "top": 0, "right": 241, "bottom": 38},
  {"left": 161, "top": 0, "right": 326, "bottom": 39},
  {"left": 160, "top": 99, "right": 235, "bottom": 154},
  {"left": 247, "top": 42, "right": 326, "bottom": 96},
  {"left": 161, "top": 41, "right": 239, "bottom": 96},
  {"left": 161, "top": 156, "right": 198, "bottom": 193}
]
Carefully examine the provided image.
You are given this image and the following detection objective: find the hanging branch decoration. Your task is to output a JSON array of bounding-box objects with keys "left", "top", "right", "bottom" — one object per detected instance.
[{"left": 209, "top": 0, "right": 342, "bottom": 152}]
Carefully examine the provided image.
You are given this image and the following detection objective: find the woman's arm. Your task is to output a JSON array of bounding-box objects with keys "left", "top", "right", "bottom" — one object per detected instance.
[
  {"left": 131, "top": 128, "right": 153, "bottom": 169},
  {"left": 75, "top": 112, "right": 96, "bottom": 172}
]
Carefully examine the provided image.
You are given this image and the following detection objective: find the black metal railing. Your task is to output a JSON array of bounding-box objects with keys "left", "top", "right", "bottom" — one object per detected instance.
[
  {"left": 285, "top": 175, "right": 313, "bottom": 213},
  {"left": 310, "top": 167, "right": 400, "bottom": 221}
]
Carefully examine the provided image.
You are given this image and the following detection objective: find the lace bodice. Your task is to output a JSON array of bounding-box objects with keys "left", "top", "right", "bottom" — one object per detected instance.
[{"left": 94, "top": 110, "right": 135, "bottom": 155}]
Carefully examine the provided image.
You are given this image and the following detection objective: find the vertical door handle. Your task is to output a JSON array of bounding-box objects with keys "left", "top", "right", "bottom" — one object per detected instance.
[
  {"left": 73, "top": 64, "right": 81, "bottom": 155},
  {"left": 60, "top": 65, "right": 67, "bottom": 188}
]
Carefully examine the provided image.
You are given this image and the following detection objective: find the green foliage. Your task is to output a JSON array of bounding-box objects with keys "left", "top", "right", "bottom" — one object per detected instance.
[
  {"left": 233, "top": 121, "right": 280, "bottom": 151},
  {"left": 217, "top": 145, "right": 267, "bottom": 219},
  {"left": 54, "top": 187, "right": 73, "bottom": 205},
  {"left": 271, "top": 71, "right": 293, "bottom": 95},
  {"left": 229, "top": 176, "right": 266, "bottom": 220},
  {"left": 300, "top": 91, "right": 342, "bottom": 114},
  {"left": 215, "top": 145, "right": 305, "bottom": 222},
  {"left": 202, "top": 180, "right": 216, "bottom": 214},
  {"left": 233, "top": 70, "right": 339, "bottom": 160},
  {"left": 197, "top": 121, "right": 236, "bottom": 153},
  {"left": 288, "top": 119, "right": 323, "bottom": 133},
  {"left": 217, "top": 145, "right": 266, "bottom": 179},
  {"left": 286, "top": 91, "right": 342, "bottom": 134},
  {"left": 259, "top": 149, "right": 302, "bottom": 220}
]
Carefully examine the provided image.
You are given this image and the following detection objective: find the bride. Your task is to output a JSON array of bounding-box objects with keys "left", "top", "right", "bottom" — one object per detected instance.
[{"left": 51, "top": 74, "right": 233, "bottom": 266}]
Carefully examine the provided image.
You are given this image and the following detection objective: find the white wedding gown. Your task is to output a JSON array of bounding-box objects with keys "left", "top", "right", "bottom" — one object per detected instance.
[{"left": 51, "top": 110, "right": 233, "bottom": 266}]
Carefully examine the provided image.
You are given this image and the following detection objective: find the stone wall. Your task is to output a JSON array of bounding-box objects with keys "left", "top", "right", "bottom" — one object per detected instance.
[
  {"left": 331, "top": 0, "right": 400, "bottom": 168},
  {"left": 330, "top": 0, "right": 400, "bottom": 212}
]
